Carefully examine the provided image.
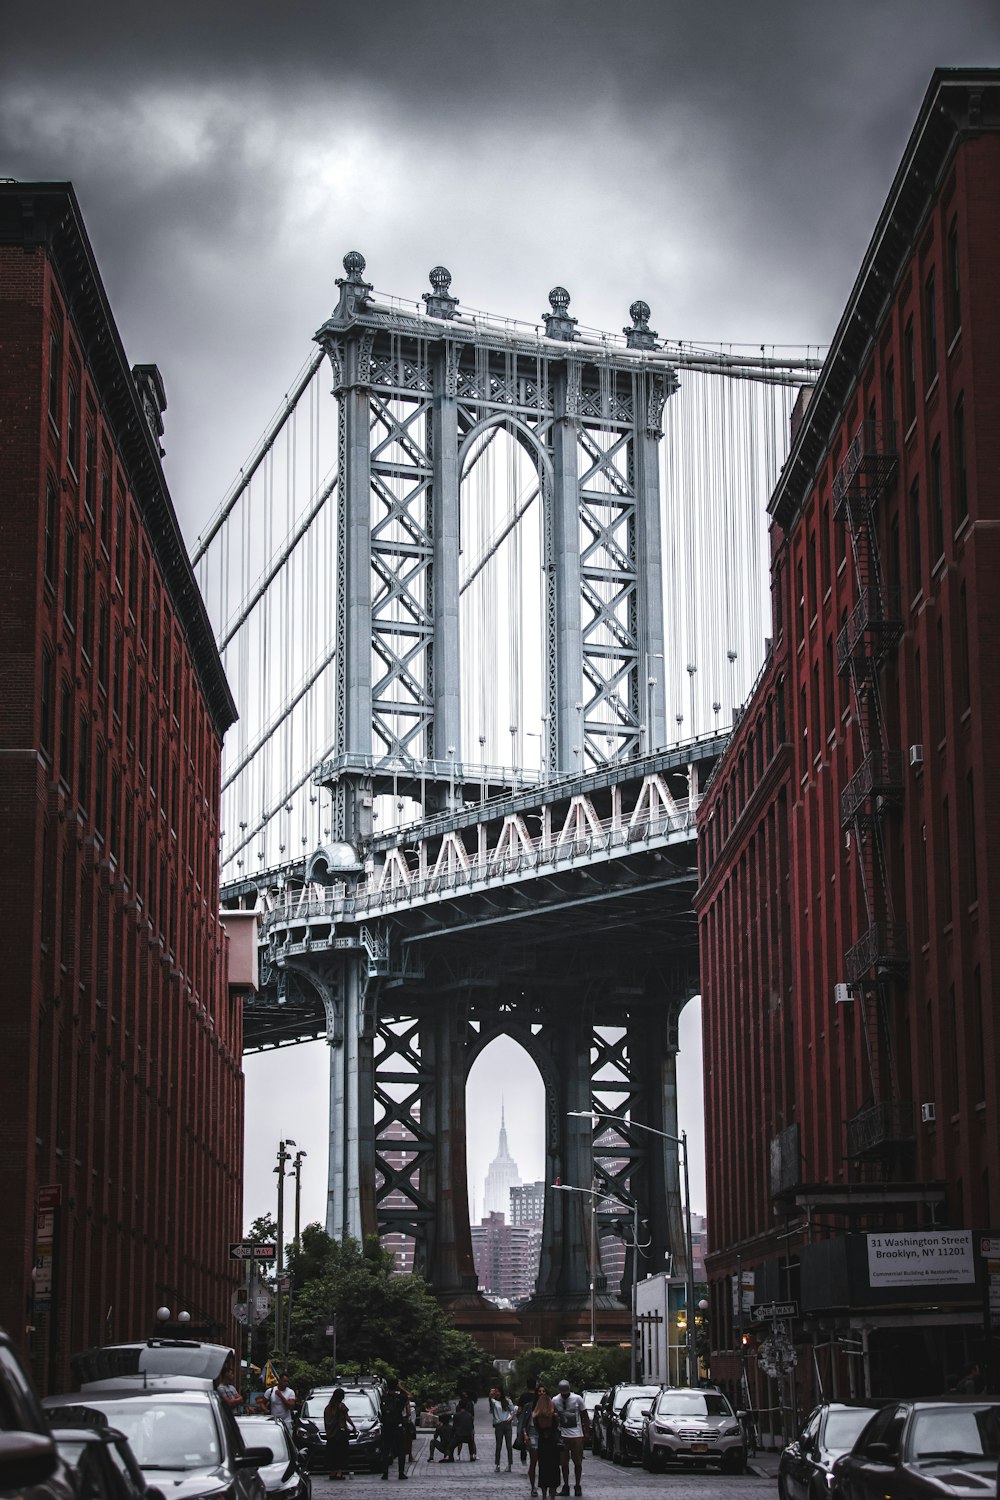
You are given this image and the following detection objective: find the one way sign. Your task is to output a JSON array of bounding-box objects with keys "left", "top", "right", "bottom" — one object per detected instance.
[{"left": 229, "top": 1241, "right": 277, "bottom": 1260}]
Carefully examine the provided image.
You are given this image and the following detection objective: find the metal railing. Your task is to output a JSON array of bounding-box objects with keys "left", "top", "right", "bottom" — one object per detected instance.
[
  {"left": 832, "top": 419, "right": 898, "bottom": 521},
  {"left": 840, "top": 750, "right": 904, "bottom": 826},
  {"left": 844, "top": 920, "right": 909, "bottom": 983},
  {"left": 847, "top": 1099, "right": 915, "bottom": 1158}
]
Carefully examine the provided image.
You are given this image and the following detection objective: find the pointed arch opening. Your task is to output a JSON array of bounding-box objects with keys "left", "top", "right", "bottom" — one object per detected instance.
[{"left": 465, "top": 1033, "right": 545, "bottom": 1306}]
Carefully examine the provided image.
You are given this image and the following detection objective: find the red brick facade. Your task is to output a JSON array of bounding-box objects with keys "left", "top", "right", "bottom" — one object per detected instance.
[
  {"left": 0, "top": 183, "right": 240, "bottom": 1391},
  {"left": 696, "top": 72, "right": 1000, "bottom": 1412}
]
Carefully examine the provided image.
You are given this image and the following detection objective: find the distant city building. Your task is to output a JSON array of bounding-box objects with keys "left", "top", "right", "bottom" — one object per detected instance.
[
  {"left": 510, "top": 1179, "right": 545, "bottom": 1226},
  {"left": 378, "top": 1115, "right": 417, "bottom": 1274},
  {"left": 482, "top": 1105, "right": 522, "bottom": 1217},
  {"left": 471, "top": 1211, "right": 541, "bottom": 1304}
]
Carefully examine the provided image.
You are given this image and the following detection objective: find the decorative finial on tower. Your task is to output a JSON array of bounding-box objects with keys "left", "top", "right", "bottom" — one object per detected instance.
[
  {"left": 422, "top": 264, "right": 459, "bottom": 320},
  {"left": 323, "top": 250, "right": 374, "bottom": 326},
  {"left": 543, "top": 286, "right": 578, "bottom": 342},
  {"left": 624, "top": 299, "right": 658, "bottom": 350}
]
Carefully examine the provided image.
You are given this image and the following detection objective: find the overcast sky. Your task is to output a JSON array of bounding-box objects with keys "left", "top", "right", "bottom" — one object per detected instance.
[{"left": 6, "top": 2, "right": 999, "bottom": 1240}]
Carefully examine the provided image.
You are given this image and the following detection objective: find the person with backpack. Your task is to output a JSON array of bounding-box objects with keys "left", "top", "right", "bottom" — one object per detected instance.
[
  {"left": 552, "top": 1379, "right": 589, "bottom": 1497},
  {"left": 489, "top": 1385, "right": 516, "bottom": 1472},
  {"left": 379, "top": 1377, "right": 410, "bottom": 1480}
]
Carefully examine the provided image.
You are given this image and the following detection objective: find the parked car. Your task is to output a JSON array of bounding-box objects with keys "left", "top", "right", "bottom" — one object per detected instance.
[
  {"left": 44, "top": 1389, "right": 270, "bottom": 1500},
  {"left": 0, "top": 1326, "right": 76, "bottom": 1500},
  {"left": 591, "top": 1384, "right": 660, "bottom": 1458},
  {"left": 235, "top": 1418, "right": 310, "bottom": 1500},
  {"left": 609, "top": 1395, "right": 655, "bottom": 1467},
  {"left": 831, "top": 1397, "right": 1000, "bottom": 1499},
  {"left": 778, "top": 1401, "right": 885, "bottom": 1500},
  {"left": 581, "top": 1390, "right": 607, "bottom": 1444},
  {"left": 641, "top": 1385, "right": 746, "bottom": 1473},
  {"left": 295, "top": 1387, "right": 383, "bottom": 1473},
  {"left": 50, "top": 1411, "right": 167, "bottom": 1500},
  {"left": 69, "top": 1343, "right": 235, "bottom": 1393}
]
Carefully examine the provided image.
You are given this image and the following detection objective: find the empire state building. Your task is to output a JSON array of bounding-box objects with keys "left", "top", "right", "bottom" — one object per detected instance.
[{"left": 483, "top": 1105, "right": 522, "bottom": 1218}]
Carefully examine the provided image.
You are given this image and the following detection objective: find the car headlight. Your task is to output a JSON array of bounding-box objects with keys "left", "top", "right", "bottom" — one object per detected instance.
[
  {"left": 722, "top": 1424, "right": 740, "bottom": 1436},
  {"left": 655, "top": 1424, "right": 676, "bottom": 1435}
]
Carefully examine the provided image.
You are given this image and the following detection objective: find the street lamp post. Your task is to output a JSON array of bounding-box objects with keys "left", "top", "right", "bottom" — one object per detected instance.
[
  {"left": 569, "top": 1111, "right": 699, "bottom": 1387},
  {"left": 553, "top": 1180, "right": 645, "bottom": 1380},
  {"left": 274, "top": 1138, "right": 295, "bottom": 1361}
]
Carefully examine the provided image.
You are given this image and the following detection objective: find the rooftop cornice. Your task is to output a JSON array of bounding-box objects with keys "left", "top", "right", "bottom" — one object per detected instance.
[
  {"left": 0, "top": 181, "right": 237, "bottom": 738},
  {"left": 769, "top": 68, "right": 1000, "bottom": 532}
]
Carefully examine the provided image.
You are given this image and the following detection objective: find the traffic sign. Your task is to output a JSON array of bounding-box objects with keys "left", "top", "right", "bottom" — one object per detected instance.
[
  {"left": 750, "top": 1300, "right": 798, "bottom": 1322},
  {"left": 229, "top": 1241, "right": 277, "bottom": 1260}
]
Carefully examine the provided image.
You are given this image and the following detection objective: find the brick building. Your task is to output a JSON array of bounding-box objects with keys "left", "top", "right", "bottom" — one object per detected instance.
[
  {"left": 470, "top": 1211, "right": 541, "bottom": 1305},
  {"left": 696, "top": 70, "right": 1000, "bottom": 1419},
  {"left": 0, "top": 182, "right": 240, "bottom": 1391}
]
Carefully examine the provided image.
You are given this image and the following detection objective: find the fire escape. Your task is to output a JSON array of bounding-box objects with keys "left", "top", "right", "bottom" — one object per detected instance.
[{"left": 832, "top": 417, "right": 913, "bottom": 1169}]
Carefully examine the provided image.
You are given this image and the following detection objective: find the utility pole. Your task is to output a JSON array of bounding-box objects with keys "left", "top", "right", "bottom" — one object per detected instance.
[{"left": 293, "top": 1149, "right": 307, "bottom": 1252}]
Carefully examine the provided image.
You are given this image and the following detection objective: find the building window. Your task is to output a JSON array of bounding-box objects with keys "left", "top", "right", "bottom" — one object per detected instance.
[
  {"left": 110, "top": 767, "right": 120, "bottom": 860},
  {"left": 935, "top": 617, "right": 946, "bottom": 743},
  {"left": 66, "top": 380, "right": 79, "bottom": 473},
  {"left": 884, "top": 359, "right": 895, "bottom": 429},
  {"left": 112, "top": 627, "right": 122, "bottom": 720},
  {"left": 967, "top": 770, "right": 978, "bottom": 904},
  {"left": 958, "top": 585, "right": 970, "bottom": 711},
  {"left": 942, "top": 795, "right": 952, "bottom": 923},
  {"left": 63, "top": 525, "right": 76, "bottom": 625},
  {"left": 947, "top": 216, "right": 961, "bottom": 339},
  {"left": 126, "top": 655, "right": 136, "bottom": 747},
  {"left": 908, "top": 476, "right": 921, "bottom": 599},
  {"left": 136, "top": 811, "right": 146, "bottom": 902},
  {"left": 903, "top": 317, "right": 916, "bottom": 428},
  {"left": 953, "top": 392, "right": 967, "bottom": 524},
  {"left": 820, "top": 501, "right": 831, "bottom": 594},
  {"left": 95, "top": 743, "right": 105, "bottom": 836},
  {"left": 825, "top": 635, "right": 834, "bottom": 734},
  {"left": 138, "top": 685, "right": 148, "bottom": 770},
  {"left": 40, "top": 647, "right": 54, "bottom": 759},
  {"left": 97, "top": 594, "right": 109, "bottom": 691},
  {"left": 972, "top": 966, "right": 985, "bottom": 1103},
  {"left": 930, "top": 438, "right": 943, "bottom": 562},
  {"left": 78, "top": 712, "right": 90, "bottom": 814},
  {"left": 44, "top": 479, "right": 57, "bottom": 585},
  {"left": 81, "top": 560, "right": 94, "bottom": 660},
  {"left": 923, "top": 267, "right": 937, "bottom": 385},
  {"left": 913, "top": 647, "right": 923, "bottom": 745},
  {"left": 114, "top": 501, "right": 124, "bottom": 585},
  {"left": 150, "top": 591, "right": 160, "bottom": 678},
  {"left": 150, "top": 711, "right": 158, "bottom": 795},
  {"left": 128, "top": 529, "right": 138, "bottom": 617},
  {"left": 83, "top": 427, "right": 96, "bottom": 517},
  {"left": 99, "top": 467, "right": 111, "bottom": 555},
  {"left": 124, "top": 791, "right": 133, "bottom": 880},
  {"left": 796, "top": 560, "right": 805, "bottom": 645},
  {"left": 47, "top": 333, "right": 60, "bottom": 425},
  {"left": 59, "top": 684, "right": 72, "bottom": 784},
  {"left": 807, "top": 530, "right": 817, "bottom": 620},
  {"left": 946, "top": 985, "right": 959, "bottom": 1112}
]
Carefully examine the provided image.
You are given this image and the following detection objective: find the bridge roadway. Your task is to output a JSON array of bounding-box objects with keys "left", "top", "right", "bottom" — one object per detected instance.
[{"left": 226, "top": 734, "right": 727, "bottom": 1052}]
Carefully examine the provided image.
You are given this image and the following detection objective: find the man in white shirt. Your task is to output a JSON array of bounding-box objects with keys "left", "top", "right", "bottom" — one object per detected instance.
[
  {"left": 268, "top": 1374, "right": 297, "bottom": 1426},
  {"left": 552, "top": 1380, "right": 588, "bottom": 1496}
]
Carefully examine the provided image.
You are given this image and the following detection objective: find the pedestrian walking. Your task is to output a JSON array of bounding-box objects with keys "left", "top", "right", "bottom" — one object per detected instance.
[
  {"left": 455, "top": 1390, "right": 478, "bottom": 1460},
  {"left": 553, "top": 1379, "right": 588, "bottom": 1496},
  {"left": 267, "top": 1374, "right": 297, "bottom": 1426},
  {"left": 489, "top": 1386, "right": 515, "bottom": 1471},
  {"left": 323, "top": 1388, "right": 357, "bottom": 1481},
  {"left": 532, "top": 1386, "right": 561, "bottom": 1500},
  {"left": 515, "top": 1388, "right": 535, "bottom": 1469},
  {"left": 379, "top": 1377, "right": 410, "bottom": 1480}
]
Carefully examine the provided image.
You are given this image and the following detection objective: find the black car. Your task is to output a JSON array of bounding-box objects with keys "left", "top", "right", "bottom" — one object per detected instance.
[
  {"left": 295, "top": 1387, "right": 383, "bottom": 1473},
  {"left": 591, "top": 1384, "right": 660, "bottom": 1459},
  {"left": 0, "top": 1326, "right": 76, "bottom": 1500},
  {"left": 51, "top": 1414, "right": 167, "bottom": 1500},
  {"left": 831, "top": 1397, "right": 1000, "bottom": 1499},
  {"left": 609, "top": 1396, "right": 655, "bottom": 1467},
  {"left": 235, "top": 1418, "right": 310, "bottom": 1500},
  {"left": 779, "top": 1402, "right": 884, "bottom": 1500},
  {"left": 44, "top": 1389, "right": 270, "bottom": 1500}
]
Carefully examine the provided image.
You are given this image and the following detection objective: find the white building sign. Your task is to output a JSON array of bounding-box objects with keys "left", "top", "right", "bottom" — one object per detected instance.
[{"left": 867, "top": 1230, "right": 974, "bottom": 1287}]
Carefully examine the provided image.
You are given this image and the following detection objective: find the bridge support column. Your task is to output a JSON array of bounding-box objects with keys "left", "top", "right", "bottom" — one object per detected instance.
[
  {"left": 326, "top": 957, "right": 377, "bottom": 1244},
  {"left": 429, "top": 342, "right": 462, "bottom": 809},
  {"left": 420, "top": 999, "right": 477, "bottom": 1296},
  {"left": 636, "top": 375, "right": 668, "bottom": 752},
  {"left": 549, "top": 361, "right": 584, "bottom": 776},
  {"left": 534, "top": 1014, "right": 593, "bottom": 1301}
]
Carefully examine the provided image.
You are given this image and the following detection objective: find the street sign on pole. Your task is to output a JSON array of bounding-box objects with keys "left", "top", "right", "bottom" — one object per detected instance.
[
  {"left": 229, "top": 1242, "right": 276, "bottom": 1261},
  {"left": 750, "top": 1300, "right": 798, "bottom": 1322}
]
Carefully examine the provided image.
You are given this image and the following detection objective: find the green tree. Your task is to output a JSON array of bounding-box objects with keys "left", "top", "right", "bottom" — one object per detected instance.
[
  {"left": 284, "top": 1228, "right": 492, "bottom": 1406},
  {"left": 515, "top": 1345, "right": 630, "bottom": 1394}
]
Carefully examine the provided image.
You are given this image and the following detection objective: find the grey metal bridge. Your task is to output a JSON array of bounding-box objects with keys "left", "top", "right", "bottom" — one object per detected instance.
[{"left": 205, "top": 254, "right": 819, "bottom": 1320}]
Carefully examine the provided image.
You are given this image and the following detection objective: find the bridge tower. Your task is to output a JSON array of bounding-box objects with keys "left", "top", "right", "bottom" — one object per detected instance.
[{"left": 287, "top": 254, "right": 695, "bottom": 1318}]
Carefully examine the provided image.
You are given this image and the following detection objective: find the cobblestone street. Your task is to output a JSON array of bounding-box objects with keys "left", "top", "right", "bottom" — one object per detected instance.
[{"left": 310, "top": 1434, "right": 780, "bottom": 1499}]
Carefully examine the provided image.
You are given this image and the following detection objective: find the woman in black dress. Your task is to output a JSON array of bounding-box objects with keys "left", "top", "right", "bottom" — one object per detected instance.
[
  {"left": 323, "top": 1388, "right": 356, "bottom": 1480},
  {"left": 532, "top": 1386, "right": 561, "bottom": 1500}
]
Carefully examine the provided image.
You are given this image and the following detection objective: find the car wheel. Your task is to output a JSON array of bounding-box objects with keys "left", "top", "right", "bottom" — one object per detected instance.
[
  {"left": 722, "top": 1449, "right": 747, "bottom": 1475},
  {"left": 641, "top": 1442, "right": 653, "bottom": 1473},
  {"left": 592, "top": 1433, "right": 602, "bottom": 1458}
]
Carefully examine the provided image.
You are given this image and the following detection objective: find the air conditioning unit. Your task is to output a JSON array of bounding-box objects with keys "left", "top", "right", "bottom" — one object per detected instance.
[
  {"left": 921, "top": 1102, "right": 936, "bottom": 1124},
  {"left": 909, "top": 744, "right": 924, "bottom": 767},
  {"left": 834, "top": 982, "right": 853, "bottom": 1005}
]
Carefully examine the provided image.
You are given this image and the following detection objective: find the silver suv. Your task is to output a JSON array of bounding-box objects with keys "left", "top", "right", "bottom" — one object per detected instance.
[{"left": 642, "top": 1387, "right": 746, "bottom": 1473}]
